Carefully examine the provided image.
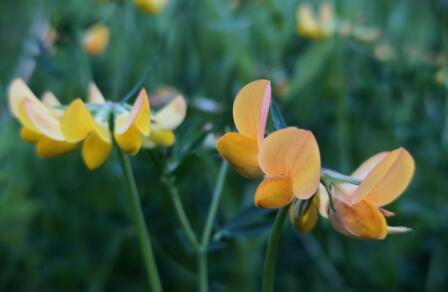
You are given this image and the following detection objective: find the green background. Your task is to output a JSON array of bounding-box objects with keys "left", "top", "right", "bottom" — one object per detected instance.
[{"left": 0, "top": 0, "right": 447, "bottom": 291}]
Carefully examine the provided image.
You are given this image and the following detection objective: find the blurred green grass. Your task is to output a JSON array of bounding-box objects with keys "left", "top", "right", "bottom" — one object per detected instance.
[{"left": 1, "top": 0, "right": 448, "bottom": 291}]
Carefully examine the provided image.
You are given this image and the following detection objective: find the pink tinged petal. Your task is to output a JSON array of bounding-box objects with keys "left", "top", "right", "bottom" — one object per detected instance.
[
  {"left": 88, "top": 82, "right": 106, "bottom": 104},
  {"left": 22, "top": 99, "right": 65, "bottom": 141},
  {"left": 115, "top": 88, "right": 150, "bottom": 136},
  {"left": 350, "top": 148, "right": 415, "bottom": 206},
  {"left": 153, "top": 95, "right": 187, "bottom": 130},
  {"left": 8, "top": 79, "right": 42, "bottom": 117},
  {"left": 233, "top": 79, "right": 271, "bottom": 143}
]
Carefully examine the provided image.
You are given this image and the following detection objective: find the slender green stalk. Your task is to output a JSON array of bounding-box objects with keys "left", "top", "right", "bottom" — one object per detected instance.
[
  {"left": 198, "top": 161, "right": 229, "bottom": 292},
  {"left": 118, "top": 149, "right": 163, "bottom": 292},
  {"left": 262, "top": 206, "right": 289, "bottom": 292},
  {"left": 161, "top": 177, "right": 200, "bottom": 251}
]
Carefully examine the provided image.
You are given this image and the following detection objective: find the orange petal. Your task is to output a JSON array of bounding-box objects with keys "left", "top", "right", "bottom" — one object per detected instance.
[
  {"left": 350, "top": 148, "right": 415, "bottom": 206},
  {"left": 153, "top": 95, "right": 187, "bottom": 130},
  {"left": 82, "top": 132, "right": 112, "bottom": 170},
  {"left": 216, "top": 132, "right": 262, "bottom": 179},
  {"left": 88, "top": 82, "right": 106, "bottom": 104},
  {"left": 329, "top": 198, "right": 388, "bottom": 240},
  {"left": 254, "top": 177, "right": 294, "bottom": 208},
  {"left": 37, "top": 138, "right": 77, "bottom": 158},
  {"left": 259, "top": 127, "right": 321, "bottom": 199},
  {"left": 115, "top": 89, "right": 150, "bottom": 136},
  {"left": 233, "top": 79, "right": 271, "bottom": 143},
  {"left": 61, "top": 99, "right": 96, "bottom": 143},
  {"left": 82, "top": 24, "right": 109, "bottom": 55}
]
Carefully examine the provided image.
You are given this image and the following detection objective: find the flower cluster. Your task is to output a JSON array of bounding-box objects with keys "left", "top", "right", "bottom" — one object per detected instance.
[
  {"left": 216, "top": 80, "right": 415, "bottom": 240},
  {"left": 8, "top": 79, "right": 186, "bottom": 169}
]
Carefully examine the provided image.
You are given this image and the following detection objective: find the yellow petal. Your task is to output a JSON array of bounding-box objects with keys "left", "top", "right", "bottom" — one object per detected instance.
[
  {"left": 133, "top": 0, "right": 168, "bottom": 14},
  {"left": 8, "top": 79, "right": 42, "bottom": 117},
  {"left": 20, "top": 99, "right": 65, "bottom": 141},
  {"left": 61, "top": 99, "right": 96, "bottom": 143},
  {"left": 20, "top": 127, "right": 43, "bottom": 144},
  {"left": 144, "top": 127, "right": 175, "bottom": 147},
  {"left": 37, "top": 138, "right": 77, "bottom": 158},
  {"left": 216, "top": 132, "right": 262, "bottom": 179},
  {"left": 329, "top": 198, "right": 388, "bottom": 240},
  {"left": 255, "top": 177, "right": 294, "bottom": 208},
  {"left": 289, "top": 196, "right": 319, "bottom": 233},
  {"left": 115, "top": 89, "right": 150, "bottom": 136},
  {"left": 82, "top": 132, "right": 112, "bottom": 170},
  {"left": 114, "top": 125, "right": 142, "bottom": 155},
  {"left": 82, "top": 24, "right": 110, "bottom": 55},
  {"left": 259, "top": 127, "right": 321, "bottom": 199},
  {"left": 350, "top": 148, "right": 415, "bottom": 207},
  {"left": 153, "top": 95, "right": 187, "bottom": 130},
  {"left": 88, "top": 82, "right": 106, "bottom": 104},
  {"left": 297, "top": 4, "right": 319, "bottom": 37},
  {"left": 233, "top": 79, "right": 271, "bottom": 143}
]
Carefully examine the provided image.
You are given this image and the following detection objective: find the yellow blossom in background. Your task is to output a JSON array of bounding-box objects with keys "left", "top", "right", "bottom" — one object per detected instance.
[
  {"left": 133, "top": 0, "right": 169, "bottom": 15},
  {"left": 323, "top": 148, "right": 415, "bottom": 240},
  {"left": 254, "top": 127, "right": 321, "bottom": 208},
  {"left": 297, "top": 2, "right": 334, "bottom": 40},
  {"left": 216, "top": 80, "right": 271, "bottom": 179},
  {"left": 82, "top": 24, "right": 110, "bottom": 55}
]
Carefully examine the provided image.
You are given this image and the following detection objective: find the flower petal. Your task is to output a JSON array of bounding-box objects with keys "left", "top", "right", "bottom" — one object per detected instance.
[
  {"left": 20, "top": 127, "right": 43, "bottom": 144},
  {"left": 114, "top": 125, "right": 142, "bottom": 155},
  {"left": 259, "top": 127, "right": 320, "bottom": 199},
  {"left": 37, "top": 138, "right": 77, "bottom": 158},
  {"left": 254, "top": 177, "right": 294, "bottom": 208},
  {"left": 61, "top": 99, "right": 96, "bottom": 143},
  {"left": 144, "top": 127, "right": 175, "bottom": 147},
  {"left": 82, "top": 132, "right": 112, "bottom": 170},
  {"left": 329, "top": 198, "right": 388, "bottom": 240},
  {"left": 88, "top": 82, "right": 106, "bottom": 104},
  {"left": 82, "top": 24, "right": 109, "bottom": 55},
  {"left": 350, "top": 148, "right": 415, "bottom": 206},
  {"left": 216, "top": 132, "right": 262, "bottom": 179},
  {"left": 233, "top": 79, "right": 271, "bottom": 143},
  {"left": 8, "top": 79, "right": 42, "bottom": 117},
  {"left": 289, "top": 196, "right": 319, "bottom": 233},
  {"left": 153, "top": 95, "right": 187, "bottom": 130},
  {"left": 317, "top": 183, "right": 330, "bottom": 218},
  {"left": 20, "top": 99, "right": 65, "bottom": 141},
  {"left": 115, "top": 89, "right": 150, "bottom": 136},
  {"left": 42, "top": 91, "right": 64, "bottom": 117},
  {"left": 297, "top": 4, "right": 319, "bottom": 37}
]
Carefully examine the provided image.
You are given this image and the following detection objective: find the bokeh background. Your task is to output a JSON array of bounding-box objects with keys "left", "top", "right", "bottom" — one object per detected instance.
[{"left": 1, "top": 0, "right": 447, "bottom": 291}]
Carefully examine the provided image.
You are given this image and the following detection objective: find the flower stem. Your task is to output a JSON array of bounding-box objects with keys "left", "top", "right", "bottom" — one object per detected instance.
[
  {"left": 262, "top": 206, "right": 289, "bottom": 292},
  {"left": 198, "top": 161, "right": 229, "bottom": 292},
  {"left": 118, "top": 149, "right": 163, "bottom": 292}
]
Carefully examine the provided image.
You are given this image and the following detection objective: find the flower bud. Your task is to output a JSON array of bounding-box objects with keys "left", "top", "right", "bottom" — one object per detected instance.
[
  {"left": 289, "top": 195, "right": 319, "bottom": 234},
  {"left": 82, "top": 24, "right": 110, "bottom": 55}
]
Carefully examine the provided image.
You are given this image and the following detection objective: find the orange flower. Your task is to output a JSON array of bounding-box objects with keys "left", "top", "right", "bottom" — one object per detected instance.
[
  {"left": 82, "top": 24, "right": 110, "bottom": 55},
  {"left": 254, "top": 127, "right": 321, "bottom": 208},
  {"left": 216, "top": 80, "right": 271, "bottom": 178},
  {"left": 326, "top": 148, "right": 415, "bottom": 239}
]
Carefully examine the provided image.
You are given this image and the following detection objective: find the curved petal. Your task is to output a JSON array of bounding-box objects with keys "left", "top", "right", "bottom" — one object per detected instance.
[
  {"left": 42, "top": 91, "right": 64, "bottom": 117},
  {"left": 254, "top": 177, "right": 294, "bottom": 208},
  {"left": 317, "top": 183, "right": 330, "bottom": 218},
  {"left": 153, "top": 95, "right": 187, "bottom": 130},
  {"left": 289, "top": 197, "right": 319, "bottom": 233},
  {"left": 82, "top": 133, "right": 112, "bottom": 170},
  {"left": 114, "top": 125, "right": 142, "bottom": 155},
  {"left": 259, "top": 127, "right": 320, "bottom": 199},
  {"left": 20, "top": 127, "right": 42, "bottom": 144},
  {"left": 20, "top": 99, "right": 65, "bottom": 141},
  {"left": 61, "top": 99, "right": 96, "bottom": 143},
  {"left": 233, "top": 79, "right": 271, "bottom": 143},
  {"left": 350, "top": 148, "right": 415, "bottom": 206},
  {"left": 329, "top": 198, "right": 388, "bottom": 240},
  {"left": 37, "top": 138, "right": 77, "bottom": 158},
  {"left": 115, "top": 89, "right": 150, "bottom": 136},
  {"left": 88, "top": 82, "right": 106, "bottom": 104},
  {"left": 144, "top": 128, "right": 175, "bottom": 147},
  {"left": 8, "top": 79, "right": 42, "bottom": 117},
  {"left": 216, "top": 132, "right": 262, "bottom": 179}
]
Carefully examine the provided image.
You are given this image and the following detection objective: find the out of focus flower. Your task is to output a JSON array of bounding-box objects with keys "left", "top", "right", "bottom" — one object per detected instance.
[
  {"left": 374, "top": 43, "right": 396, "bottom": 63},
  {"left": 435, "top": 67, "right": 448, "bottom": 86},
  {"left": 296, "top": 2, "right": 334, "bottom": 40},
  {"left": 323, "top": 148, "right": 415, "bottom": 240},
  {"left": 352, "top": 27, "right": 381, "bottom": 43},
  {"left": 216, "top": 80, "right": 271, "bottom": 178},
  {"left": 133, "top": 0, "right": 169, "bottom": 15},
  {"left": 289, "top": 194, "right": 320, "bottom": 233},
  {"left": 254, "top": 127, "right": 321, "bottom": 208},
  {"left": 82, "top": 24, "right": 110, "bottom": 55}
]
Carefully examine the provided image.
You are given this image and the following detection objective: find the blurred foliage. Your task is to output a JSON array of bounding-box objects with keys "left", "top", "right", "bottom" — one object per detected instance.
[{"left": 1, "top": 0, "right": 448, "bottom": 291}]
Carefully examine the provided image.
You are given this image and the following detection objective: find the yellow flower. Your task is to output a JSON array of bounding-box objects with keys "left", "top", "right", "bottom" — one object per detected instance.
[
  {"left": 216, "top": 80, "right": 271, "bottom": 178},
  {"left": 133, "top": 0, "right": 169, "bottom": 14},
  {"left": 8, "top": 79, "right": 77, "bottom": 158},
  {"left": 297, "top": 2, "right": 334, "bottom": 40},
  {"left": 325, "top": 148, "right": 415, "bottom": 240},
  {"left": 82, "top": 24, "right": 110, "bottom": 55},
  {"left": 254, "top": 127, "right": 321, "bottom": 208},
  {"left": 142, "top": 94, "right": 187, "bottom": 148}
]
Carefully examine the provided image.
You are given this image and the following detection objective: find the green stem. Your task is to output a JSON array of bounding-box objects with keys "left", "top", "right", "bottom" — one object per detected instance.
[
  {"left": 118, "top": 149, "right": 163, "bottom": 292},
  {"left": 321, "top": 168, "right": 361, "bottom": 185},
  {"left": 262, "top": 206, "right": 289, "bottom": 292},
  {"left": 198, "top": 161, "right": 229, "bottom": 292},
  {"left": 161, "top": 177, "right": 201, "bottom": 252}
]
